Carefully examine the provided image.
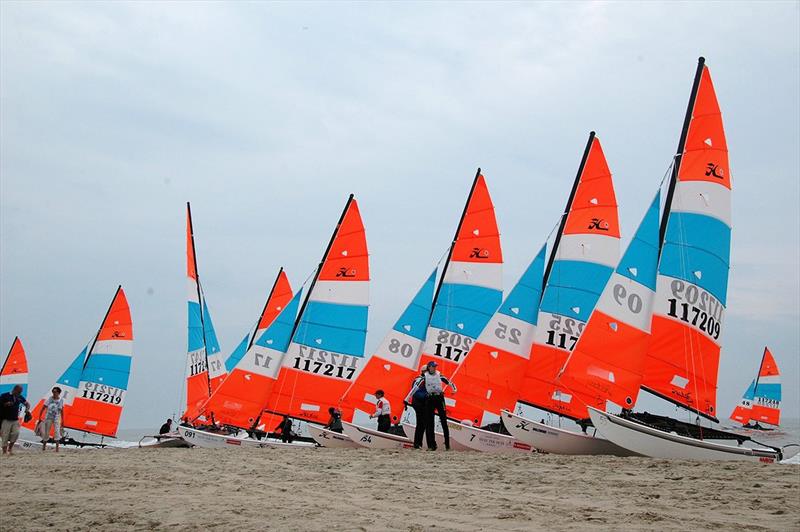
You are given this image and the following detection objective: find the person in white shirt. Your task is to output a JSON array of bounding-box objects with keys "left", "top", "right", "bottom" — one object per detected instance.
[
  {"left": 369, "top": 389, "right": 392, "bottom": 433},
  {"left": 39, "top": 386, "right": 65, "bottom": 452},
  {"left": 421, "top": 361, "right": 456, "bottom": 450}
]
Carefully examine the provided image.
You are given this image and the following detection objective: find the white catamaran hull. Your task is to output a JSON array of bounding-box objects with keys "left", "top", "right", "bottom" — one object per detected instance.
[
  {"left": 400, "top": 422, "right": 470, "bottom": 451},
  {"left": 177, "top": 426, "right": 316, "bottom": 449},
  {"left": 446, "top": 420, "right": 532, "bottom": 453},
  {"left": 587, "top": 407, "right": 790, "bottom": 463},
  {"left": 502, "top": 410, "right": 637, "bottom": 456},
  {"left": 341, "top": 421, "right": 414, "bottom": 449},
  {"left": 307, "top": 424, "right": 360, "bottom": 448}
]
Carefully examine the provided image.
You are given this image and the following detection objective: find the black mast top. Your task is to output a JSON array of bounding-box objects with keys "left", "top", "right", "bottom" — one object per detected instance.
[
  {"left": 658, "top": 56, "right": 706, "bottom": 247},
  {"left": 246, "top": 267, "right": 285, "bottom": 351},
  {"left": 541, "top": 131, "right": 596, "bottom": 291},
  {"left": 84, "top": 285, "right": 123, "bottom": 369},
  {"left": 429, "top": 168, "right": 482, "bottom": 319}
]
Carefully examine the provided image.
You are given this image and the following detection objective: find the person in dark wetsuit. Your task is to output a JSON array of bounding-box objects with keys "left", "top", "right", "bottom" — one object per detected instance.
[
  {"left": 404, "top": 370, "right": 429, "bottom": 449},
  {"left": 275, "top": 415, "right": 293, "bottom": 443},
  {"left": 325, "top": 407, "right": 343, "bottom": 433},
  {"left": 159, "top": 419, "right": 173, "bottom": 435},
  {"left": 420, "top": 361, "right": 457, "bottom": 450}
]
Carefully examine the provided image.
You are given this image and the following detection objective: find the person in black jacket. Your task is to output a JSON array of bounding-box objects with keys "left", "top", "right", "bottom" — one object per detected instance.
[{"left": 275, "top": 415, "right": 293, "bottom": 443}]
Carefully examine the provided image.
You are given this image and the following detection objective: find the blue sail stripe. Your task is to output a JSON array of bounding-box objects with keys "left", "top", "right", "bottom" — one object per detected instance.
[
  {"left": 393, "top": 269, "right": 437, "bottom": 341},
  {"left": 224, "top": 334, "right": 250, "bottom": 373},
  {"left": 81, "top": 353, "right": 131, "bottom": 390},
  {"left": 187, "top": 301, "right": 204, "bottom": 352},
  {"left": 617, "top": 193, "right": 661, "bottom": 290},
  {"left": 201, "top": 299, "right": 222, "bottom": 356},
  {"left": 294, "top": 300, "right": 368, "bottom": 357},
  {"left": 430, "top": 283, "right": 502, "bottom": 339},
  {"left": 742, "top": 380, "right": 755, "bottom": 401},
  {"left": 255, "top": 290, "right": 303, "bottom": 351},
  {"left": 540, "top": 261, "right": 613, "bottom": 322},
  {"left": 59, "top": 348, "right": 87, "bottom": 388},
  {"left": 499, "top": 246, "right": 546, "bottom": 326},
  {"left": 754, "top": 382, "right": 781, "bottom": 402}
]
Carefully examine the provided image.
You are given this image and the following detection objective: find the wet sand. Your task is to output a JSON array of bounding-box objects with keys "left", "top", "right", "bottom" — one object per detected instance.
[{"left": 2, "top": 447, "right": 798, "bottom": 531}]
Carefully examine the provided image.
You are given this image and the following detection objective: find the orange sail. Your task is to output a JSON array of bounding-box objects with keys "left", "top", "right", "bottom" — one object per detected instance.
[
  {"left": 183, "top": 203, "right": 226, "bottom": 421},
  {"left": 554, "top": 192, "right": 661, "bottom": 417},
  {"left": 517, "top": 133, "right": 620, "bottom": 420},
  {"left": 418, "top": 171, "right": 503, "bottom": 383},
  {"left": 197, "top": 269, "right": 296, "bottom": 428},
  {"left": 750, "top": 348, "right": 781, "bottom": 426},
  {"left": 0, "top": 337, "right": 29, "bottom": 399},
  {"left": 265, "top": 195, "right": 370, "bottom": 425},
  {"left": 640, "top": 59, "right": 730, "bottom": 421}
]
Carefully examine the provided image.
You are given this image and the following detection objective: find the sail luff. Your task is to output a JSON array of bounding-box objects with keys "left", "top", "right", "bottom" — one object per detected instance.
[
  {"left": 247, "top": 267, "right": 285, "bottom": 352},
  {"left": 187, "top": 202, "right": 213, "bottom": 398}
]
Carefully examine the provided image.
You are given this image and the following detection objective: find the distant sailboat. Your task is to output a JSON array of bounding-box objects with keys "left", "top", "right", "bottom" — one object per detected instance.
[
  {"left": 1, "top": 337, "right": 28, "bottom": 398},
  {"left": 23, "top": 286, "right": 133, "bottom": 439},
  {"left": 730, "top": 347, "right": 781, "bottom": 430},
  {"left": 183, "top": 202, "right": 226, "bottom": 422}
]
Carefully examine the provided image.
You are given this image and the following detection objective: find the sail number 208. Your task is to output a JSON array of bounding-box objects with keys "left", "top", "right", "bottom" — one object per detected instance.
[{"left": 432, "top": 330, "right": 473, "bottom": 363}]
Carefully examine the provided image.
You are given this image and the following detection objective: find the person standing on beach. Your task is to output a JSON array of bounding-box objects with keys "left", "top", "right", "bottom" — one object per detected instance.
[
  {"left": 422, "top": 361, "right": 456, "bottom": 450},
  {"left": 369, "top": 390, "right": 392, "bottom": 433},
  {"left": 39, "top": 387, "right": 65, "bottom": 452},
  {"left": 275, "top": 415, "right": 293, "bottom": 443},
  {"left": 1, "top": 385, "right": 31, "bottom": 455},
  {"left": 404, "top": 370, "right": 429, "bottom": 449},
  {"left": 325, "top": 407, "right": 343, "bottom": 433}
]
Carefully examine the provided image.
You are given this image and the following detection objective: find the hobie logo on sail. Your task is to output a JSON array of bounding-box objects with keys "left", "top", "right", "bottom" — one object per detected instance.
[
  {"left": 588, "top": 218, "right": 610, "bottom": 231},
  {"left": 469, "top": 247, "right": 491, "bottom": 259},
  {"left": 335, "top": 267, "right": 357, "bottom": 278},
  {"left": 705, "top": 163, "right": 725, "bottom": 179}
]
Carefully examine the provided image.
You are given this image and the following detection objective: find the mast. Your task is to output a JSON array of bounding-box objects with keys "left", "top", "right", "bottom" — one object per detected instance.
[
  {"left": 429, "top": 168, "right": 482, "bottom": 318},
  {"left": 542, "top": 131, "right": 595, "bottom": 291},
  {"left": 287, "top": 194, "right": 355, "bottom": 344},
  {"left": 187, "top": 202, "right": 212, "bottom": 397},
  {"left": 247, "top": 267, "right": 285, "bottom": 351},
  {"left": 752, "top": 346, "right": 768, "bottom": 395},
  {"left": 658, "top": 56, "right": 706, "bottom": 246},
  {"left": 83, "top": 285, "right": 122, "bottom": 369}
]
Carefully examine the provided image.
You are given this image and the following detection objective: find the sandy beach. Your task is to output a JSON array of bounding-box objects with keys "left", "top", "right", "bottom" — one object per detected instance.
[{"left": 2, "top": 447, "right": 798, "bottom": 531}]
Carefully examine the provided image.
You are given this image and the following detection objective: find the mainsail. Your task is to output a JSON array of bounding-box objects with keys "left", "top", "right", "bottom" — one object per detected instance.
[
  {"left": 184, "top": 202, "right": 226, "bottom": 420},
  {"left": 517, "top": 133, "right": 620, "bottom": 420},
  {"left": 640, "top": 58, "right": 731, "bottom": 421},
  {"left": 448, "top": 246, "right": 546, "bottom": 426},
  {"left": 24, "top": 287, "right": 134, "bottom": 438},
  {"left": 553, "top": 192, "right": 661, "bottom": 417},
  {"left": 730, "top": 347, "right": 781, "bottom": 427},
  {"left": 418, "top": 171, "right": 503, "bottom": 380},
  {"left": 0, "top": 337, "right": 28, "bottom": 398},
  {"left": 266, "top": 195, "right": 369, "bottom": 425},
  {"left": 339, "top": 269, "right": 437, "bottom": 423}
]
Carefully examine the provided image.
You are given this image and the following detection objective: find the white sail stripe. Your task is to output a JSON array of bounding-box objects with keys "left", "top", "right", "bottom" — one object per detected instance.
[
  {"left": 671, "top": 180, "right": 731, "bottom": 228},
  {"left": 75, "top": 381, "right": 128, "bottom": 407},
  {"left": 207, "top": 351, "right": 227, "bottom": 379},
  {"left": 594, "top": 272, "right": 655, "bottom": 333},
  {"left": 187, "top": 278, "right": 200, "bottom": 303},
  {"left": 186, "top": 347, "right": 207, "bottom": 371},
  {"left": 369, "top": 330, "right": 425, "bottom": 371},
  {"left": 755, "top": 375, "right": 780, "bottom": 385},
  {"left": 91, "top": 339, "right": 133, "bottom": 357},
  {"left": 235, "top": 344, "right": 287, "bottom": 379},
  {"left": 443, "top": 261, "right": 502, "bottom": 290},
  {"left": 281, "top": 342, "right": 368, "bottom": 376},
  {"left": 652, "top": 275, "right": 723, "bottom": 347},
  {"left": 556, "top": 233, "right": 619, "bottom": 268},
  {"left": 309, "top": 280, "right": 369, "bottom": 306},
  {"left": 0, "top": 374, "right": 28, "bottom": 385},
  {"left": 474, "top": 315, "right": 537, "bottom": 359}
]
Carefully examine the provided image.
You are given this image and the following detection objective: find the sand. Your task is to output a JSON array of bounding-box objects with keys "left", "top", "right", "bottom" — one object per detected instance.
[{"left": 2, "top": 447, "right": 798, "bottom": 531}]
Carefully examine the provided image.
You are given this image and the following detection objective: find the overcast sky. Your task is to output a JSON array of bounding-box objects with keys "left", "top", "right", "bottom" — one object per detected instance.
[{"left": 2, "top": 1, "right": 798, "bottom": 431}]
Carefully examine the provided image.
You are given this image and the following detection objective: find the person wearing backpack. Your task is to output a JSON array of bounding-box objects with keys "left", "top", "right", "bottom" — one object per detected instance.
[{"left": 404, "top": 370, "right": 429, "bottom": 448}]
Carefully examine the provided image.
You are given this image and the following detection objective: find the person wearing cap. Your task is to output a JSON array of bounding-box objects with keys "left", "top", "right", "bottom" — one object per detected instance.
[
  {"left": 421, "top": 360, "right": 457, "bottom": 450},
  {"left": 39, "top": 386, "right": 65, "bottom": 452},
  {"left": 369, "top": 390, "right": 392, "bottom": 433}
]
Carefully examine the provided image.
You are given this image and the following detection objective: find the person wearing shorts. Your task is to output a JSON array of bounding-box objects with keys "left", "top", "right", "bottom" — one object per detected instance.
[
  {"left": 39, "top": 387, "right": 65, "bottom": 452},
  {"left": 1, "top": 384, "right": 31, "bottom": 455}
]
